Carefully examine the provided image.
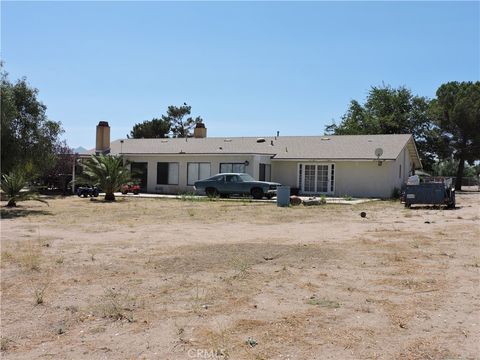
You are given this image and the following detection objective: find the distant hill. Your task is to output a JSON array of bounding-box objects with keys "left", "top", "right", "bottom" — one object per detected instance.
[{"left": 73, "top": 146, "right": 89, "bottom": 154}]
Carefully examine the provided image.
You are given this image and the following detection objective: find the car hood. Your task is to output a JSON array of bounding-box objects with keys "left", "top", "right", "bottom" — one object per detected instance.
[{"left": 250, "top": 181, "right": 281, "bottom": 186}]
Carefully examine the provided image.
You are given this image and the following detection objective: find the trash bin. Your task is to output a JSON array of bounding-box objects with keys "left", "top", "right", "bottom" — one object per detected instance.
[{"left": 276, "top": 186, "right": 291, "bottom": 207}]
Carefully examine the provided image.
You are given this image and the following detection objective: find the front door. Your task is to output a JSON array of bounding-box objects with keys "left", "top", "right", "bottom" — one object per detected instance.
[
  {"left": 299, "top": 163, "right": 334, "bottom": 195},
  {"left": 131, "top": 162, "right": 148, "bottom": 192}
]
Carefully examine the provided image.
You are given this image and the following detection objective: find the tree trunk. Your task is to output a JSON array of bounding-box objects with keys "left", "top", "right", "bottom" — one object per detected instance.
[
  {"left": 455, "top": 157, "right": 465, "bottom": 191},
  {"left": 6, "top": 199, "right": 16, "bottom": 207},
  {"left": 104, "top": 192, "right": 115, "bottom": 201}
]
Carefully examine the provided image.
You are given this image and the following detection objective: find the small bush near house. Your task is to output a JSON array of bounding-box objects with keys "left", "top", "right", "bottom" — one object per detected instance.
[{"left": 391, "top": 187, "right": 401, "bottom": 199}]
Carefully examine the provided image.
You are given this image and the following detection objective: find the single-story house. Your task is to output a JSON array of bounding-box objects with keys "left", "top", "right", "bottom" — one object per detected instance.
[{"left": 93, "top": 122, "right": 422, "bottom": 198}]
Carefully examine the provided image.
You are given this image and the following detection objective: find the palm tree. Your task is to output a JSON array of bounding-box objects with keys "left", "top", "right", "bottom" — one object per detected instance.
[
  {"left": 79, "top": 155, "right": 130, "bottom": 201},
  {"left": 1, "top": 170, "right": 48, "bottom": 207}
]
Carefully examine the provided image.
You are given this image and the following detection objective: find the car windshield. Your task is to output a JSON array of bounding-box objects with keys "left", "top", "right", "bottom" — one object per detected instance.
[
  {"left": 239, "top": 174, "right": 255, "bottom": 182},
  {"left": 208, "top": 175, "right": 223, "bottom": 181}
]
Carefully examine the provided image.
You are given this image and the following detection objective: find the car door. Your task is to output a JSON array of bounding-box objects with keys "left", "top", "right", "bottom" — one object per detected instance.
[
  {"left": 237, "top": 176, "right": 252, "bottom": 194},
  {"left": 214, "top": 175, "right": 227, "bottom": 193},
  {"left": 224, "top": 174, "right": 241, "bottom": 194}
]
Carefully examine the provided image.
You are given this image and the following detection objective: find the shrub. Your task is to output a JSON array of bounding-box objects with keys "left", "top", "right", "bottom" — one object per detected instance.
[{"left": 1, "top": 169, "right": 48, "bottom": 207}]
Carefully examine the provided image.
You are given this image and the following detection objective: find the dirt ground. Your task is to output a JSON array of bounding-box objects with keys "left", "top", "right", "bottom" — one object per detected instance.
[{"left": 1, "top": 192, "right": 479, "bottom": 360}]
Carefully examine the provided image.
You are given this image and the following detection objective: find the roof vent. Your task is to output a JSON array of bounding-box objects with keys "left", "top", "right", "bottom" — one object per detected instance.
[
  {"left": 161, "top": 139, "right": 168, "bottom": 143},
  {"left": 321, "top": 137, "right": 330, "bottom": 141},
  {"left": 224, "top": 138, "right": 232, "bottom": 142},
  {"left": 218, "top": 146, "right": 223, "bottom": 150},
  {"left": 270, "top": 140, "right": 274, "bottom": 146},
  {"left": 256, "top": 138, "right": 266, "bottom": 143}
]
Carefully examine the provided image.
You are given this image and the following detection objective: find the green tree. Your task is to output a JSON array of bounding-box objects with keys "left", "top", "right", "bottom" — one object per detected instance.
[
  {"left": 162, "top": 103, "right": 203, "bottom": 138},
  {"left": 325, "top": 85, "right": 436, "bottom": 169},
  {"left": 430, "top": 81, "right": 480, "bottom": 190},
  {"left": 77, "top": 155, "right": 130, "bottom": 201},
  {"left": 432, "top": 159, "right": 479, "bottom": 177},
  {"left": 1, "top": 169, "right": 48, "bottom": 207},
  {"left": 41, "top": 142, "right": 76, "bottom": 194},
  {"left": 127, "top": 118, "right": 170, "bottom": 139},
  {"left": 1, "top": 67, "right": 63, "bottom": 175}
]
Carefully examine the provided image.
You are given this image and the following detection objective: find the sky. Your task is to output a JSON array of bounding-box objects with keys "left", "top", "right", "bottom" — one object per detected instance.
[{"left": 2, "top": 1, "right": 479, "bottom": 149}]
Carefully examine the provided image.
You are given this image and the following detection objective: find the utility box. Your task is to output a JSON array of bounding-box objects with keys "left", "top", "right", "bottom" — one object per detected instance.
[{"left": 276, "top": 186, "right": 291, "bottom": 207}]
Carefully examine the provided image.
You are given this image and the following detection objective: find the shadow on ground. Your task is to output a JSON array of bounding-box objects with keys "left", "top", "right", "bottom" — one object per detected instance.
[
  {"left": 408, "top": 205, "right": 461, "bottom": 211},
  {"left": 0, "top": 208, "right": 52, "bottom": 219}
]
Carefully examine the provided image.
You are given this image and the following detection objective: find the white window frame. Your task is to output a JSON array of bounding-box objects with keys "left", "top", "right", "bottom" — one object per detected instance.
[
  {"left": 297, "top": 163, "right": 335, "bottom": 195},
  {"left": 219, "top": 162, "right": 246, "bottom": 174},
  {"left": 187, "top": 162, "right": 211, "bottom": 186},
  {"left": 157, "top": 162, "right": 179, "bottom": 185}
]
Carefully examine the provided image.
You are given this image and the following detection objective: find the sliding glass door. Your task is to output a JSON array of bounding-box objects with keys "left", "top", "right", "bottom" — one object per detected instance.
[{"left": 298, "top": 163, "right": 335, "bottom": 195}]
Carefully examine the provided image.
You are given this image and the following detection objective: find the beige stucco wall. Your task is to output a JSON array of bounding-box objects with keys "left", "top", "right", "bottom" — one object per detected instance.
[
  {"left": 123, "top": 148, "right": 414, "bottom": 198},
  {"left": 271, "top": 161, "right": 298, "bottom": 188},
  {"left": 123, "top": 154, "right": 263, "bottom": 193},
  {"left": 271, "top": 160, "right": 397, "bottom": 198},
  {"left": 334, "top": 161, "right": 396, "bottom": 198},
  {"left": 391, "top": 147, "right": 414, "bottom": 190}
]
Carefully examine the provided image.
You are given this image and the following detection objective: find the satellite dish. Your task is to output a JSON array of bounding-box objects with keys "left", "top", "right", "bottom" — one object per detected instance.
[{"left": 374, "top": 148, "right": 384, "bottom": 158}]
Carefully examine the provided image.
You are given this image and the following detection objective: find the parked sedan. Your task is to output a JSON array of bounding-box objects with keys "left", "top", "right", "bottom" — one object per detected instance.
[{"left": 194, "top": 173, "right": 281, "bottom": 199}]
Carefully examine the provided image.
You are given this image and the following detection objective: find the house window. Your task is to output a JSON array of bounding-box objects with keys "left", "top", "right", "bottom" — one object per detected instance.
[
  {"left": 317, "top": 165, "right": 329, "bottom": 192},
  {"left": 259, "top": 164, "right": 271, "bottom": 181},
  {"left": 330, "top": 164, "right": 335, "bottom": 192},
  {"left": 298, "top": 164, "right": 302, "bottom": 187},
  {"left": 399, "top": 164, "right": 402, "bottom": 179},
  {"left": 131, "top": 162, "right": 148, "bottom": 190},
  {"left": 299, "top": 163, "right": 335, "bottom": 194},
  {"left": 157, "top": 162, "right": 179, "bottom": 185},
  {"left": 188, "top": 162, "right": 211, "bottom": 185},
  {"left": 304, "top": 165, "right": 316, "bottom": 192},
  {"left": 219, "top": 163, "right": 245, "bottom": 173}
]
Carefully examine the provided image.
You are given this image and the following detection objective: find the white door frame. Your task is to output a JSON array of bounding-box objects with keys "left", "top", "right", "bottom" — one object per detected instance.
[{"left": 297, "top": 163, "right": 335, "bottom": 195}]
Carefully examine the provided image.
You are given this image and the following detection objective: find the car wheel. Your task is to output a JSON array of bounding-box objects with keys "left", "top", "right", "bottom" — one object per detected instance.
[
  {"left": 251, "top": 188, "right": 264, "bottom": 200},
  {"left": 205, "top": 187, "right": 218, "bottom": 198},
  {"left": 266, "top": 194, "right": 273, "bottom": 200}
]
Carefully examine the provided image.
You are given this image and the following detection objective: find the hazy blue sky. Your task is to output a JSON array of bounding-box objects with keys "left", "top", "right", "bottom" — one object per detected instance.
[{"left": 2, "top": 1, "right": 479, "bottom": 148}]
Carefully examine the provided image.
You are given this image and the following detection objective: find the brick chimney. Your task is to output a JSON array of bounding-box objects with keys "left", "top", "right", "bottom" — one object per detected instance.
[
  {"left": 95, "top": 121, "right": 110, "bottom": 154},
  {"left": 193, "top": 122, "right": 207, "bottom": 138}
]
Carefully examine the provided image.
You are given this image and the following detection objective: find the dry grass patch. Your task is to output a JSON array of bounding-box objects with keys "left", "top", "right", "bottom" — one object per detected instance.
[
  {"left": 92, "top": 287, "right": 139, "bottom": 322},
  {"left": 396, "top": 338, "right": 458, "bottom": 360},
  {"left": 1, "top": 193, "right": 478, "bottom": 359}
]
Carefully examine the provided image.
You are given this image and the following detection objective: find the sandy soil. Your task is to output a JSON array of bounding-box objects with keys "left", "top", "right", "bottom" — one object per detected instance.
[{"left": 1, "top": 193, "right": 479, "bottom": 359}]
